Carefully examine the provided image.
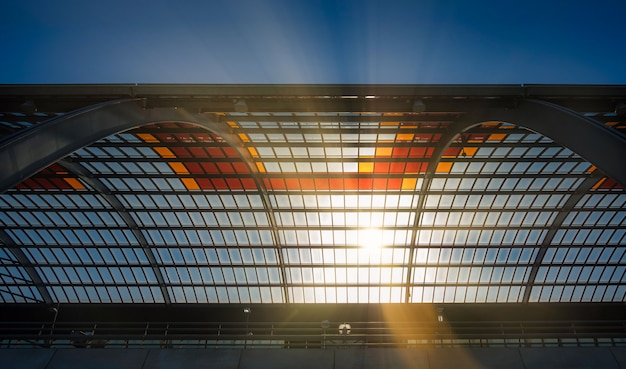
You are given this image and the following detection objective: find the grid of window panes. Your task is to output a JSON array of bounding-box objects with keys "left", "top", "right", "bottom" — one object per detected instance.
[
  {"left": 529, "top": 189, "right": 626, "bottom": 302},
  {"left": 408, "top": 122, "right": 625, "bottom": 303},
  {"left": 0, "top": 110, "right": 624, "bottom": 305},
  {"left": 0, "top": 187, "right": 167, "bottom": 303},
  {"left": 233, "top": 113, "right": 442, "bottom": 303},
  {"left": 0, "top": 247, "right": 44, "bottom": 303},
  {"left": 0, "top": 112, "right": 59, "bottom": 137}
]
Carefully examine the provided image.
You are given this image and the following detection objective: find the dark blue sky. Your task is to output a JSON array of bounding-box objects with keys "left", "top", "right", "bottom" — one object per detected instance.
[{"left": 2, "top": 0, "right": 625, "bottom": 84}]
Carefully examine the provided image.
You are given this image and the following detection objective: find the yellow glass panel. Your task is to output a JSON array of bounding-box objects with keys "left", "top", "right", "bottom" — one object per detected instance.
[
  {"left": 381, "top": 121, "right": 399, "bottom": 126},
  {"left": 64, "top": 178, "right": 85, "bottom": 190},
  {"left": 248, "top": 147, "right": 259, "bottom": 158},
  {"left": 481, "top": 121, "right": 500, "bottom": 128},
  {"left": 154, "top": 147, "right": 175, "bottom": 158},
  {"left": 169, "top": 162, "right": 189, "bottom": 174},
  {"left": 401, "top": 178, "right": 417, "bottom": 190},
  {"left": 587, "top": 165, "right": 597, "bottom": 173},
  {"left": 227, "top": 121, "right": 239, "bottom": 128},
  {"left": 400, "top": 125, "right": 417, "bottom": 129},
  {"left": 436, "top": 162, "right": 452, "bottom": 173},
  {"left": 359, "top": 162, "right": 374, "bottom": 173},
  {"left": 137, "top": 133, "right": 159, "bottom": 143},
  {"left": 238, "top": 133, "right": 250, "bottom": 142},
  {"left": 375, "top": 147, "right": 392, "bottom": 157},
  {"left": 181, "top": 178, "right": 200, "bottom": 190},
  {"left": 256, "top": 162, "right": 266, "bottom": 173},
  {"left": 488, "top": 133, "right": 507, "bottom": 141},
  {"left": 396, "top": 133, "right": 414, "bottom": 141},
  {"left": 460, "top": 147, "right": 477, "bottom": 157},
  {"left": 383, "top": 112, "right": 403, "bottom": 116}
]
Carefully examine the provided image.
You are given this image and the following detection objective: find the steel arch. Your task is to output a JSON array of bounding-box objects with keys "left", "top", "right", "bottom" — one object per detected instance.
[{"left": 0, "top": 99, "right": 289, "bottom": 303}]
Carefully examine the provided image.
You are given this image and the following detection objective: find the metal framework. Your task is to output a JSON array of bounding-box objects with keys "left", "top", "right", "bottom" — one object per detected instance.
[{"left": 0, "top": 85, "right": 624, "bottom": 331}]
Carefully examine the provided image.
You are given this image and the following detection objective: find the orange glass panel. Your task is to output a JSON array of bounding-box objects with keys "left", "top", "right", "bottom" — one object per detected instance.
[
  {"left": 136, "top": 133, "right": 159, "bottom": 143},
  {"left": 401, "top": 177, "right": 417, "bottom": 190},
  {"left": 592, "top": 178, "right": 606, "bottom": 189},
  {"left": 238, "top": 133, "right": 250, "bottom": 142},
  {"left": 154, "top": 147, "right": 175, "bottom": 158},
  {"left": 49, "top": 178, "right": 70, "bottom": 189},
  {"left": 488, "top": 133, "right": 507, "bottom": 141},
  {"left": 169, "top": 162, "right": 189, "bottom": 174},
  {"left": 375, "top": 147, "right": 393, "bottom": 157},
  {"left": 396, "top": 133, "right": 414, "bottom": 141},
  {"left": 460, "top": 147, "right": 477, "bottom": 157},
  {"left": 248, "top": 147, "right": 259, "bottom": 158},
  {"left": 227, "top": 121, "right": 239, "bottom": 128},
  {"left": 329, "top": 178, "right": 345, "bottom": 190},
  {"left": 314, "top": 178, "right": 330, "bottom": 190},
  {"left": 300, "top": 178, "right": 315, "bottom": 190},
  {"left": 63, "top": 178, "right": 86, "bottom": 190},
  {"left": 181, "top": 178, "right": 200, "bottom": 190},
  {"left": 285, "top": 178, "right": 301, "bottom": 190},
  {"left": 359, "top": 178, "right": 373, "bottom": 190},
  {"left": 436, "top": 162, "right": 452, "bottom": 173},
  {"left": 359, "top": 162, "right": 374, "bottom": 173},
  {"left": 256, "top": 162, "right": 266, "bottom": 173},
  {"left": 344, "top": 177, "right": 358, "bottom": 190}
]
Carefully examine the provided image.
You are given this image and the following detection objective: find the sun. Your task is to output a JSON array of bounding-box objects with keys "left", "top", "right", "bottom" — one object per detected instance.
[{"left": 358, "top": 227, "right": 385, "bottom": 250}]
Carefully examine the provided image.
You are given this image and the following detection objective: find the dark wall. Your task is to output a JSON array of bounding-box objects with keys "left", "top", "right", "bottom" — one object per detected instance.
[{"left": 2, "top": 347, "right": 626, "bottom": 369}]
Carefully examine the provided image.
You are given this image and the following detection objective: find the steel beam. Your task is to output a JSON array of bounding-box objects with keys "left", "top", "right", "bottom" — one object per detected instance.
[
  {"left": 0, "top": 230, "right": 52, "bottom": 304},
  {"left": 0, "top": 98, "right": 289, "bottom": 303}
]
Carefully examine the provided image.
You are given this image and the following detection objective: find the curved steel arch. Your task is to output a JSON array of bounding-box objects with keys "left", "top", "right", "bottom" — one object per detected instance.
[
  {"left": 405, "top": 99, "right": 626, "bottom": 302},
  {"left": 0, "top": 98, "right": 290, "bottom": 303},
  {"left": 459, "top": 99, "right": 626, "bottom": 187}
]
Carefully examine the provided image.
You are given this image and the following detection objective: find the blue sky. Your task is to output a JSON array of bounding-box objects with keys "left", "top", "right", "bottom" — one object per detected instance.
[{"left": 1, "top": 0, "right": 625, "bottom": 84}]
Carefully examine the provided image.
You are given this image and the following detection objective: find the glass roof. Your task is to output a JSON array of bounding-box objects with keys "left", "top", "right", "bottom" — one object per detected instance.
[{"left": 0, "top": 89, "right": 625, "bottom": 305}]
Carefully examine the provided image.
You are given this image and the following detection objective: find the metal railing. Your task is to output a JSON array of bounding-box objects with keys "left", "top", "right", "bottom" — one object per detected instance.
[{"left": 1, "top": 320, "right": 625, "bottom": 349}]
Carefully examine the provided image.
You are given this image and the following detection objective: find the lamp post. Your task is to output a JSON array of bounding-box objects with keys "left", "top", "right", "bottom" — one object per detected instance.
[
  {"left": 243, "top": 307, "right": 251, "bottom": 348},
  {"left": 321, "top": 320, "right": 329, "bottom": 348}
]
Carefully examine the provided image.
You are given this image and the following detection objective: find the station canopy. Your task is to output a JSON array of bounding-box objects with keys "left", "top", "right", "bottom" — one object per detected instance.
[{"left": 0, "top": 84, "right": 625, "bottom": 307}]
